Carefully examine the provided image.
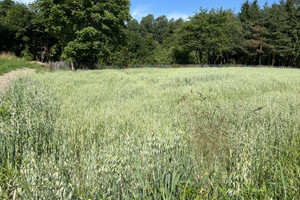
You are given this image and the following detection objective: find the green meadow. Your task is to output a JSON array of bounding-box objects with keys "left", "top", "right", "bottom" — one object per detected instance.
[
  {"left": 1, "top": 67, "right": 299, "bottom": 199},
  {"left": 0, "top": 53, "right": 41, "bottom": 75}
]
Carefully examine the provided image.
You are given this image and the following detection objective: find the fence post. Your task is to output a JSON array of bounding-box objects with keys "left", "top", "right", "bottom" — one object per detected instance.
[{"left": 71, "top": 59, "right": 74, "bottom": 71}]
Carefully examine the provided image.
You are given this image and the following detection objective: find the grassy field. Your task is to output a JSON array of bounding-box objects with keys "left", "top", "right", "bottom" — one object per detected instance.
[
  {"left": 0, "top": 53, "right": 42, "bottom": 75},
  {"left": 0, "top": 67, "right": 299, "bottom": 199}
]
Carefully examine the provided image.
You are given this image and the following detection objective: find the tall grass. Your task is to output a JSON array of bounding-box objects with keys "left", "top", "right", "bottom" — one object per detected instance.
[
  {"left": 0, "top": 67, "right": 299, "bottom": 199},
  {"left": 0, "top": 53, "right": 41, "bottom": 75}
]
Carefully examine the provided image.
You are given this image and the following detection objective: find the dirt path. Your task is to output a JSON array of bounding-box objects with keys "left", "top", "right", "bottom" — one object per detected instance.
[{"left": 0, "top": 68, "right": 36, "bottom": 94}]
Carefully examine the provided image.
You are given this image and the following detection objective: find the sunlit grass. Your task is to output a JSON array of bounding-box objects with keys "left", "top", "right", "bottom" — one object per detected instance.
[
  {"left": 0, "top": 67, "right": 299, "bottom": 199},
  {"left": 0, "top": 53, "right": 42, "bottom": 75}
]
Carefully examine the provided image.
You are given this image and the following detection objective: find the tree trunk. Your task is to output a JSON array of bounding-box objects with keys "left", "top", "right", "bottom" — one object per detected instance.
[
  {"left": 71, "top": 60, "right": 75, "bottom": 71},
  {"left": 258, "top": 45, "right": 263, "bottom": 66},
  {"left": 41, "top": 46, "right": 48, "bottom": 62},
  {"left": 259, "top": 53, "right": 262, "bottom": 66},
  {"left": 214, "top": 55, "right": 219, "bottom": 65},
  {"left": 199, "top": 51, "right": 202, "bottom": 65},
  {"left": 194, "top": 49, "right": 198, "bottom": 64}
]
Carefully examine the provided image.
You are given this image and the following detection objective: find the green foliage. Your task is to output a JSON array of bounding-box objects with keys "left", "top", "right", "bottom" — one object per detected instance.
[
  {"left": 0, "top": 53, "right": 40, "bottom": 75},
  {"left": 123, "top": 16, "right": 185, "bottom": 66},
  {"left": 0, "top": 166, "right": 19, "bottom": 199},
  {"left": 177, "top": 8, "right": 244, "bottom": 65},
  {"left": 35, "top": 0, "right": 130, "bottom": 68},
  {"left": 239, "top": 0, "right": 299, "bottom": 66},
  {"left": 122, "top": 1, "right": 299, "bottom": 67},
  {"left": 62, "top": 27, "right": 108, "bottom": 69},
  {"left": 0, "top": 101, "right": 11, "bottom": 121},
  {"left": 138, "top": 14, "right": 169, "bottom": 44},
  {"left": 0, "top": 0, "right": 57, "bottom": 61},
  {"left": 1, "top": 0, "right": 299, "bottom": 67},
  {"left": 0, "top": 0, "right": 15, "bottom": 52}
]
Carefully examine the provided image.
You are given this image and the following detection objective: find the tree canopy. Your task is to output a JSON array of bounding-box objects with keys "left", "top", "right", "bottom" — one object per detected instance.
[{"left": 0, "top": 0, "right": 299, "bottom": 67}]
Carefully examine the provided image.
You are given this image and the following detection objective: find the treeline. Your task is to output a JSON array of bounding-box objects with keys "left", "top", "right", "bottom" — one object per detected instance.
[{"left": 0, "top": 0, "right": 299, "bottom": 68}]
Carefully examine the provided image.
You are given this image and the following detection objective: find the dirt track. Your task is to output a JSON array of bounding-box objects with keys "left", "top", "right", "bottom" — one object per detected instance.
[{"left": 0, "top": 68, "right": 35, "bottom": 94}]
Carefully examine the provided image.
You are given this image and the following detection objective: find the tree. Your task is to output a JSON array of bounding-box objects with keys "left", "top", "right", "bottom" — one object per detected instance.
[
  {"left": 262, "top": 0, "right": 300, "bottom": 66},
  {"left": 139, "top": 14, "right": 155, "bottom": 38},
  {"left": 0, "top": 0, "right": 14, "bottom": 16},
  {"left": 239, "top": 0, "right": 251, "bottom": 39},
  {"left": 248, "top": 25, "right": 267, "bottom": 65},
  {"left": 0, "top": 0, "right": 17, "bottom": 53},
  {"left": 153, "top": 15, "right": 169, "bottom": 43},
  {"left": 177, "top": 8, "right": 243, "bottom": 65},
  {"left": 36, "top": 0, "right": 130, "bottom": 68},
  {"left": 239, "top": 0, "right": 267, "bottom": 65},
  {"left": 285, "top": 0, "right": 300, "bottom": 66},
  {"left": 296, "top": 0, "right": 300, "bottom": 66},
  {"left": 124, "top": 16, "right": 185, "bottom": 66},
  {"left": 154, "top": 18, "right": 186, "bottom": 64},
  {"left": 0, "top": 0, "right": 56, "bottom": 61}
]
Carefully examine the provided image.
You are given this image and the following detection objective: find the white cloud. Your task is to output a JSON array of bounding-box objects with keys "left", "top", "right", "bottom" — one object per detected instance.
[
  {"left": 131, "top": 5, "right": 152, "bottom": 21},
  {"left": 131, "top": 6, "right": 190, "bottom": 22},
  {"left": 14, "top": 1, "right": 190, "bottom": 21},
  {"left": 13, "top": 0, "right": 33, "bottom": 4},
  {"left": 166, "top": 12, "right": 189, "bottom": 20}
]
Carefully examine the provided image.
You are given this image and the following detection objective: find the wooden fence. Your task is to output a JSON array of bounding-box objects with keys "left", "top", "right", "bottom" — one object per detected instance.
[{"left": 49, "top": 61, "right": 71, "bottom": 71}]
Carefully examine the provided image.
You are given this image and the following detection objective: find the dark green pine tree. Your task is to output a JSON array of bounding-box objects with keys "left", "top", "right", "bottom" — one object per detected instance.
[
  {"left": 248, "top": 0, "right": 266, "bottom": 65},
  {"left": 265, "top": 1, "right": 294, "bottom": 66},
  {"left": 285, "top": 0, "right": 300, "bottom": 66},
  {"left": 239, "top": 0, "right": 267, "bottom": 65},
  {"left": 297, "top": 0, "right": 300, "bottom": 67},
  {"left": 239, "top": 0, "right": 251, "bottom": 39},
  {"left": 297, "top": 0, "right": 300, "bottom": 66}
]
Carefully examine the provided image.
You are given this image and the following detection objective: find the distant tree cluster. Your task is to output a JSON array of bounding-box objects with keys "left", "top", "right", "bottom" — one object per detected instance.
[
  {"left": 0, "top": 0, "right": 299, "bottom": 68},
  {"left": 0, "top": 0, "right": 130, "bottom": 69}
]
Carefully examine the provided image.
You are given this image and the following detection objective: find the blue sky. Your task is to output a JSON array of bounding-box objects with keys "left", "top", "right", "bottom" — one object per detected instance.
[
  {"left": 15, "top": 0, "right": 280, "bottom": 20},
  {"left": 130, "top": 0, "right": 280, "bottom": 20}
]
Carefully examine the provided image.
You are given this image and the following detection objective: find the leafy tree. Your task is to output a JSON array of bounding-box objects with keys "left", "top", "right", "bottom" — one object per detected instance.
[
  {"left": 62, "top": 27, "right": 108, "bottom": 68},
  {"left": 1, "top": 0, "right": 299, "bottom": 67},
  {"left": 124, "top": 29, "right": 145, "bottom": 65},
  {"left": 153, "top": 15, "right": 169, "bottom": 43},
  {"left": 0, "top": 0, "right": 56, "bottom": 61},
  {"left": 35, "top": 0, "right": 130, "bottom": 68},
  {"left": 125, "top": 16, "right": 185, "bottom": 65},
  {"left": 139, "top": 14, "right": 155, "bottom": 38},
  {"left": 137, "top": 15, "right": 172, "bottom": 44},
  {"left": 0, "top": 0, "right": 17, "bottom": 53},
  {"left": 177, "top": 8, "right": 243, "bottom": 65},
  {"left": 153, "top": 18, "right": 186, "bottom": 64},
  {"left": 5, "top": 2, "right": 37, "bottom": 59},
  {"left": 127, "top": 18, "right": 139, "bottom": 32},
  {"left": 166, "top": 31, "right": 193, "bottom": 65},
  {"left": 166, "top": 18, "right": 184, "bottom": 36}
]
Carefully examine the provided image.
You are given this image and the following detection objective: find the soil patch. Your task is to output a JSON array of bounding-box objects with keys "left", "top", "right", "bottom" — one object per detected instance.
[{"left": 0, "top": 68, "right": 36, "bottom": 94}]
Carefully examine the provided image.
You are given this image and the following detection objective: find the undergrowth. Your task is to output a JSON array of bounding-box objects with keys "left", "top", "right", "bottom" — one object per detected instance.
[{"left": 0, "top": 53, "right": 42, "bottom": 75}]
